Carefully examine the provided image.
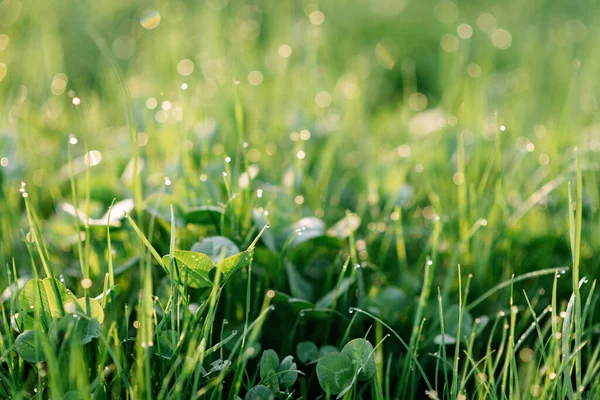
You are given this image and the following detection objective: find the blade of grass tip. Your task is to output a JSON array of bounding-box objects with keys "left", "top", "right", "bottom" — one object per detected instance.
[
  {"left": 22, "top": 191, "right": 66, "bottom": 318},
  {"left": 581, "top": 279, "right": 596, "bottom": 332},
  {"left": 385, "top": 353, "right": 393, "bottom": 400},
  {"left": 124, "top": 212, "right": 165, "bottom": 270},
  {"left": 67, "top": 139, "right": 87, "bottom": 281}
]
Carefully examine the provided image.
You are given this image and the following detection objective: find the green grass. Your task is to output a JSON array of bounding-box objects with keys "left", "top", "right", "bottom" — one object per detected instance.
[{"left": 0, "top": 0, "right": 599, "bottom": 398}]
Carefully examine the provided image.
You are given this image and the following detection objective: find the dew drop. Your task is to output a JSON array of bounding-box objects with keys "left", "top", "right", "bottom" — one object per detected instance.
[{"left": 164, "top": 176, "right": 172, "bottom": 186}]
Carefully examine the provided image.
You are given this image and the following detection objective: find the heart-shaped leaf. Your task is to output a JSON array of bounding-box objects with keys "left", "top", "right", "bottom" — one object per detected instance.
[
  {"left": 217, "top": 251, "right": 248, "bottom": 277},
  {"left": 15, "top": 330, "right": 46, "bottom": 362},
  {"left": 341, "top": 338, "right": 376, "bottom": 381},
  {"left": 259, "top": 349, "right": 280, "bottom": 391},
  {"left": 49, "top": 315, "right": 102, "bottom": 345},
  {"left": 278, "top": 355, "right": 298, "bottom": 388},
  {"left": 296, "top": 341, "right": 319, "bottom": 364},
  {"left": 19, "top": 278, "right": 74, "bottom": 321},
  {"left": 73, "top": 297, "right": 105, "bottom": 324},
  {"left": 162, "top": 251, "right": 215, "bottom": 288},
  {"left": 244, "top": 385, "right": 274, "bottom": 400},
  {"left": 316, "top": 352, "right": 354, "bottom": 395},
  {"left": 287, "top": 217, "right": 326, "bottom": 247}
]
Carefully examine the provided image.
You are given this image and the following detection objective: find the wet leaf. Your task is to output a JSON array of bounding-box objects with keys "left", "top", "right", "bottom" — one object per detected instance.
[
  {"left": 341, "top": 338, "right": 376, "bottom": 381},
  {"left": 162, "top": 251, "right": 215, "bottom": 288},
  {"left": 316, "top": 352, "right": 354, "bottom": 395},
  {"left": 15, "top": 330, "right": 46, "bottom": 362},
  {"left": 296, "top": 341, "right": 319, "bottom": 364}
]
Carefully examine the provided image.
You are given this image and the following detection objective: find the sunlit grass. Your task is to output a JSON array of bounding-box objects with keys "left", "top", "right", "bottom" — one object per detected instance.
[{"left": 0, "top": 0, "right": 599, "bottom": 398}]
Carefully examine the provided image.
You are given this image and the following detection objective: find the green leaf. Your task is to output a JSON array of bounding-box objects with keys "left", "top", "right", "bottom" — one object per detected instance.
[
  {"left": 315, "top": 277, "right": 354, "bottom": 308},
  {"left": 341, "top": 338, "right": 376, "bottom": 381},
  {"left": 74, "top": 297, "right": 105, "bottom": 324},
  {"left": 259, "top": 349, "right": 280, "bottom": 391},
  {"left": 15, "top": 330, "right": 46, "bottom": 362},
  {"left": 217, "top": 251, "right": 248, "bottom": 277},
  {"left": 244, "top": 385, "right": 274, "bottom": 400},
  {"left": 319, "top": 345, "right": 338, "bottom": 358},
  {"left": 259, "top": 349, "right": 280, "bottom": 378},
  {"left": 327, "top": 214, "right": 361, "bottom": 239},
  {"left": 191, "top": 236, "right": 240, "bottom": 263},
  {"left": 365, "top": 286, "right": 407, "bottom": 323},
  {"left": 278, "top": 355, "right": 298, "bottom": 388},
  {"left": 287, "top": 217, "right": 326, "bottom": 247},
  {"left": 434, "top": 304, "right": 473, "bottom": 345},
  {"left": 296, "top": 341, "right": 319, "bottom": 364},
  {"left": 162, "top": 251, "right": 215, "bottom": 288},
  {"left": 49, "top": 315, "right": 102, "bottom": 345},
  {"left": 185, "top": 206, "right": 224, "bottom": 226},
  {"left": 286, "top": 262, "right": 314, "bottom": 301},
  {"left": 316, "top": 352, "right": 354, "bottom": 395},
  {"left": 155, "top": 329, "right": 178, "bottom": 358},
  {"left": 19, "top": 278, "right": 73, "bottom": 320}
]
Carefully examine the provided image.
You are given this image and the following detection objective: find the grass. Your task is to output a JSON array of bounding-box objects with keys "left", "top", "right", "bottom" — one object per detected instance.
[{"left": 0, "top": 0, "right": 599, "bottom": 398}]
